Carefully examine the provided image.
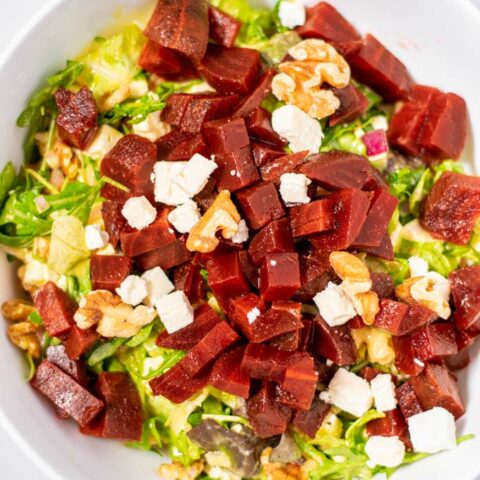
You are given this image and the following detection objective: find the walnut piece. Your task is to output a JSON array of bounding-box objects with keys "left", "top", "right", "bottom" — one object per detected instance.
[
  {"left": 7, "top": 322, "right": 41, "bottom": 358},
  {"left": 261, "top": 448, "right": 311, "bottom": 480},
  {"left": 2, "top": 299, "right": 36, "bottom": 322},
  {"left": 74, "top": 290, "right": 156, "bottom": 338},
  {"left": 272, "top": 39, "right": 350, "bottom": 120},
  {"left": 186, "top": 190, "right": 241, "bottom": 253},
  {"left": 351, "top": 327, "right": 395, "bottom": 365},
  {"left": 157, "top": 461, "right": 205, "bottom": 480}
]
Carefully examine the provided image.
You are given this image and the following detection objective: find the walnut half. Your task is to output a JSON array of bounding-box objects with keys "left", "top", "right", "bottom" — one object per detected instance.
[{"left": 7, "top": 322, "right": 41, "bottom": 358}]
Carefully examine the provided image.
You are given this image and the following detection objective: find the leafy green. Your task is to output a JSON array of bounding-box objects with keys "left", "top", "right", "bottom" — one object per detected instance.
[
  {"left": 321, "top": 117, "right": 374, "bottom": 156},
  {"left": 354, "top": 82, "right": 382, "bottom": 111},
  {"left": 257, "top": 31, "right": 302, "bottom": 66},
  {"left": 65, "top": 259, "right": 92, "bottom": 302},
  {"left": 0, "top": 163, "right": 18, "bottom": 208},
  {"left": 125, "top": 322, "right": 155, "bottom": 348},
  {"left": 87, "top": 338, "right": 126, "bottom": 368},
  {"left": 28, "top": 311, "right": 43, "bottom": 326}
]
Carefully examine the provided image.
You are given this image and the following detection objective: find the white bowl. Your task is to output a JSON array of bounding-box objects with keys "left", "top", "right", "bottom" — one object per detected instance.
[{"left": 0, "top": 1, "right": 479, "bottom": 479}]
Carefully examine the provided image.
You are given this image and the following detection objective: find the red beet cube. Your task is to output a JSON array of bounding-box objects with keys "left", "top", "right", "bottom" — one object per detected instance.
[
  {"left": 209, "top": 346, "right": 250, "bottom": 398},
  {"left": 144, "top": 0, "right": 209, "bottom": 63},
  {"left": 374, "top": 299, "right": 409, "bottom": 335},
  {"left": 134, "top": 238, "right": 192, "bottom": 271},
  {"left": 251, "top": 308, "right": 303, "bottom": 343},
  {"left": 208, "top": 6, "right": 241, "bottom": 48},
  {"left": 139, "top": 40, "right": 185, "bottom": 76},
  {"left": 203, "top": 117, "right": 250, "bottom": 153},
  {"left": 295, "top": 248, "right": 333, "bottom": 302},
  {"left": 361, "top": 233, "right": 394, "bottom": 261},
  {"left": 259, "top": 253, "right": 301, "bottom": 302},
  {"left": 366, "top": 409, "right": 409, "bottom": 446},
  {"left": 207, "top": 252, "right": 250, "bottom": 300},
  {"left": 54, "top": 87, "right": 97, "bottom": 149},
  {"left": 46, "top": 345, "right": 88, "bottom": 386},
  {"left": 31, "top": 360, "right": 103, "bottom": 427},
  {"left": 299, "top": 319, "right": 317, "bottom": 352},
  {"left": 329, "top": 84, "right": 369, "bottom": 126},
  {"left": 90, "top": 255, "right": 132, "bottom": 291},
  {"left": 313, "top": 316, "right": 357, "bottom": 366},
  {"left": 396, "top": 381, "right": 423, "bottom": 419},
  {"left": 238, "top": 250, "right": 259, "bottom": 288},
  {"left": 173, "top": 263, "right": 206, "bottom": 304},
  {"left": 198, "top": 45, "right": 261, "bottom": 95},
  {"left": 445, "top": 349, "right": 471, "bottom": 372},
  {"left": 248, "top": 218, "right": 295, "bottom": 266},
  {"left": 101, "top": 201, "right": 126, "bottom": 248},
  {"left": 292, "top": 398, "right": 330, "bottom": 438},
  {"left": 450, "top": 266, "right": 480, "bottom": 332},
  {"left": 410, "top": 363, "right": 465, "bottom": 419},
  {"left": 410, "top": 322, "right": 458, "bottom": 362},
  {"left": 247, "top": 382, "right": 291, "bottom": 438},
  {"left": 269, "top": 330, "right": 301, "bottom": 352},
  {"left": 260, "top": 152, "right": 309, "bottom": 185},
  {"left": 289, "top": 199, "right": 335, "bottom": 238},
  {"left": 371, "top": 272, "right": 395, "bottom": 300},
  {"left": 392, "top": 336, "right": 425, "bottom": 376},
  {"left": 100, "top": 134, "right": 157, "bottom": 197},
  {"left": 156, "top": 130, "right": 208, "bottom": 160},
  {"left": 421, "top": 172, "right": 480, "bottom": 245},
  {"left": 34, "top": 282, "right": 75, "bottom": 339},
  {"left": 246, "top": 107, "right": 287, "bottom": 148},
  {"left": 347, "top": 34, "right": 413, "bottom": 101},
  {"left": 251, "top": 141, "right": 285, "bottom": 167},
  {"left": 311, "top": 189, "right": 370, "bottom": 251},
  {"left": 228, "top": 294, "right": 266, "bottom": 339},
  {"left": 213, "top": 147, "right": 260, "bottom": 192},
  {"left": 64, "top": 326, "right": 99, "bottom": 361},
  {"left": 234, "top": 69, "right": 276, "bottom": 118},
  {"left": 236, "top": 182, "right": 285, "bottom": 230}
]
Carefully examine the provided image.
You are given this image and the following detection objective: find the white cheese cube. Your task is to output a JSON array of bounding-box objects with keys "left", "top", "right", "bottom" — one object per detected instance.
[
  {"left": 370, "top": 374, "right": 397, "bottom": 412},
  {"left": 116, "top": 275, "right": 148, "bottom": 306},
  {"left": 365, "top": 436, "right": 405, "bottom": 468},
  {"left": 155, "top": 291, "right": 194, "bottom": 334},
  {"left": 231, "top": 219, "right": 249, "bottom": 244},
  {"left": 278, "top": 1, "right": 306, "bottom": 29},
  {"left": 279, "top": 173, "right": 311, "bottom": 204},
  {"left": 121, "top": 196, "right": 157, "bottom": 230},
  {"left": 167, "top": 200, "right": 201, "bottom": 234},
  {"left": 84, "top": 224, "right": 109, "bottom": 251},
  {"left": 313, "top": 282, "right": 357, "bottom": 326},
  {"left": 154, "top": 161, "right": 189, "bottom": 206},
  {"left": 407, "top": 407, "right": 457, "bottom": 454},
  {"left": 132, "top": 111, "right": 171, "bottom": 142},
  {"left": 176, "top": 153, "right": 218, "bottom": 197},
  {"left": 272, "top": 105, "right": 323, "bottom": 154},
  {"left": 408, "top": 255, "right": 429, "bottom": 277},
  {"left": 83, "top": 125, "right": 123, "bottom": 160},
  {"left": 141, "top": 267, "right": 175, "bottom": 306}
]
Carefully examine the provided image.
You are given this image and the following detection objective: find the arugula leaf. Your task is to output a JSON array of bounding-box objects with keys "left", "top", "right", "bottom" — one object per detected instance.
[
  {"left": 0, "top": 163, "right": 18, "bottom": 207},
  {"left": 87, "top": 338, "right": 126, "bottom": 368}
]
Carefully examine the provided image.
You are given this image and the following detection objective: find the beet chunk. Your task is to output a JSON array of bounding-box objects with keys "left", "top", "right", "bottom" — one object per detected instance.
[
  {"left": 421, "top": 172, "right": 480, "bottom": 245},
  {"left": 246, "top": 108, "right": 287, "bottom": 148},
  {"left": 392, "top": 336, "right": 424, "bottom": 377},
  {"left": 269, "top": 330, "right": 301, "bottom": 352},
  {"left": 228, "top": 293, "right": 266, "bottom": 339},
  {"left": 144, "top": 0, "right": 209, "bottom": 63},
  {"left": 214, "top": 147, "right": 260, "bottom": 192},
  {"left": 139, "top": 40, "right": 186, "bottom": 76},
  {"left": 203, "top": 117, "right": 250, "bottom": 153},
  {"left": 396, "top": 381, "right": 423, "bottom": 419},
  {"left": 247, "top": 382, "right": 291, "bottom": 438},
  {"left": 329, "top": 84, "right": 369, "bottom": 126},
  {"left": 292, "top": 398, "right": 330, "bottom": 438},
  {"left": 31, "top": 360, "right": 103, "bottom": 427},
  {"left": 445, "top": 349, "right": 470, "bottom": 372},
  {"left": 173, "top": 262, "right": 206, "bottom": 304},
  {"left": 156, "top": 130, "right": 208, "bottom": 160},
  {"left": 289, "top": 199, "right": 335, "bottom": 238},
  {"left": 234, "top": 69, "right": 276, "bottom": 118},
  {"left": 34, "top": 282, "right": 75, "bottom": 339},
  {"left": 251, "top": 309, "right": 304, "bottom": 343},
  {"left": 361, "top": 233, "right": 394, "bottom": 261},
  {"left": 366, "top": 409, "right": 409, "bottom": 446},
  {"left": 260, "top": 152, "right": 309, "bottom": 185},
  {"left": 101, "top": 201, "right": 126, "bottom": 248},
  {"left": 90, "top": 255, "right": 132, "bottom": 291},
  {"left": 54, "top": 87, "right": 97, "bottom": 149},
  {"left": 294, "top": 248, "right": 333, "bottom": 302},
  {"left": 207, "top": 252, "right": 250, "bottom": 301},
  {"left": 313, "top": 316, "right": 357, "bottom": 366},
  {"left": 450, "top": 266, "right": 480, "bottom": 331},
  {"left": 248, "top": 218, "right": 295, "bottom": 266},
  {"left": 346, "top": 34, "right": 413, "bottom": 101},
  {"left": 64, "top": 326, "right": 99, "bottom": 361},
  {"left": 371, "top": 272, "right": 395, "bottom": 300},
  {"left": 46, "top": 345, "right": 88, "bottom": 386},
  {"left": 100, "top": 134, "right": 157, "bottom": 197},
  {"left": 209, "top": 346, "right": 250, "bottom": 398},
  {"left": 374, "top": 299, "right": 409, "bottom": 335},
  {"left": 259, "top": 253, "right": 301, "bottom": 302},
  {"left": 410, "top": 323, "right": 458, "bottom": 362},
  {"left": 208, "top": 6, "right": 241, "bottom": 48},
  {"left": 134, "top": 238, "right": 192, "bottom": 271},
  {"left": 311, "top": 189, "right": 370, "bottom": 251},
  {"left": 238, "top": 250, "right": 259, "bottom": 288},
  {"left": 251, "top": 141, "right": 285, "bottom": 167},
  {"left": 236, "top": 182, "right": 285, "bottom": 230},
  {"left": 410, "top": 363, "right": 465, "bottom": 419},
  {"left": 198, "top": 45, "right": 261, "bottom": 95}
]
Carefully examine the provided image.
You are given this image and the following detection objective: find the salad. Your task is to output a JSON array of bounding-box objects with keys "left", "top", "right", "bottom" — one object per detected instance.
[{"left": 2, "top": 0, "right": 480, "bottom": 479}]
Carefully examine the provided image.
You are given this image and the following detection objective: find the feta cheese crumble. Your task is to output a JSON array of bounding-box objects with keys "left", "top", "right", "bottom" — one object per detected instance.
[
  {"left": 116, "top": 275, "right": 148, "bottom": 306},
  {"left": 279, "top": 173, "right": 311, "bottom": 204},
  {"left": 167, "top": 200, "right": 201, "bottom": 234},
  {"left": 313, "top": 282, "right": 357, "bottom": 326},
  {"left": 370, "top": 374, "right": 397, "bottom": 412},
  {"left": 272, "top": 105, "right": 323, "bottom": 154},
  {"left": 141, "top": 267, "right": 175, "bottom": 306},
  {"left": 121, "top": 196, "right": 157, "bottom": 230},
  {"left": 278, "top": 0, "right": 306, "bottom": 29},
  {"left": 247, "top": 307, "right": 261, "bottom": 324},
  {"left": 365, "top": 436, "right": 405, "bottom": 468},
  {"left": 132, "top": 110, "right": 171, "bottom": 141},
  {"left": 407, "top": 407, "right": 457, "bottom": 454},
  {"left": 231, "top": 219, "right": 249, "bottom": 244},
  {"left": 408, "top": 255, "right": 429, "bottom": 277},
  {"left": 155, "top": 291, "right": 194, "bottom": 334},
  {"left": 84, "top": 224, "right": 109, "bottom": 251}
]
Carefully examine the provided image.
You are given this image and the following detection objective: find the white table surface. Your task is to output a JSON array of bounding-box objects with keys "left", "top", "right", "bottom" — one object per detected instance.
[{"left": 1, "top": 0, "right": 480, "bottom": 478}]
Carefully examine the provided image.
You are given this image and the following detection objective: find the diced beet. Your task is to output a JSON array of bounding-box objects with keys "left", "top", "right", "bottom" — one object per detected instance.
[
  {"left": 100, "top": 134, "right": 157, "bottom": 197},
  {"left": 181, "top": 322, "right": 240, "bottom": 376},
  {"left": 386, "top": 300, "right": 439, "bottom": 336},
  {"left": 299, "top": 319, "right": 316, "bottom": 352},
  {"left": 294, "top": 248, "right": 333, "bottom": 302},
  {"left": 259, "top": 253, "right": 301, "bottom": 302},
  {"left": 236, "top": 182, "right": 285, "bottom": 230},
  {"left": 269, "top": 329, "right": 301, "bottom": 352},
  {"left": 366, "top": 409, "right": 409, "bottom": 446},
  {"left": 353, "top": 189, "right": 398, "bottom": 248},
  {"left": 134, "top": 238, "right": 192, "bottom": 271},
  {"left": 360, "top": 366, "right": 383, "bottom": 382},
  {"left": 374, "top": 299, "right": 409, "bottom": 335},
  {"left": 329, "top": 84, "right": 369, "bottom": 126},
  {"left": 158, "top": 304, "right": 221, "bottom": 350},
  {"left": 455, "top": 326, "right": 479, "bottom": 351},
  {"left": 54, "top": 87, "right": 97, "bottom": 149},
  {"left": 139, "top": 40, "right": 185, "bottom": 75},
  {"left": 421, "top": 172, "right": 480, "bottom": 245},
  {"left": 208, "top": 6, "right": 241, "bottom": 48},
  {"left": 311, "top": 189, "right": 370, "bottom": 251},
  {"left": 101, "top": 201, "right": 126, "bottom": 248},
  {"left": 209, "top": 346, "right": 250, "bottom": 398},
  {"left": 445, "top": 348, "right": 471, "bottom": 372},
  {"left": 297, "top": 2, "right": 360, "bottom": 45},
  {"left": 346, "top": 34, "right": 413, "bottom": 101},
  {"left": 371, "top": 272, "right": 395, "bottom": 300},
  {"left": 238, "top": 250, "right": 259, "bottom": 288},
  {"left": 207, "top": 252, "right": 250, "bottom": 302},
  {"left": 410, "top": 363, "right": 465, "bottom": 419},
  {"left": 198, "top": 45, "right": 261, "bottom": 95},
  {"left": 34, "top": 282, "right": 75, "bottom": 339},
  {"left": 203, "top": 117, "right": 250, "bottom": 153},
  {"left": 144, "top": 0, "right": 209, "bottom": 64},
  {"left": 247, "top": 382, "right": 291, "bottom": 438},
  {"left": 289, "top": 199, "right": 335, "bottom": 238},
  {"left": 46, "top": 345, "right": 88, "bottom": 386},
  {"left": 246, "top": 107, "right": 287, "bottom": 148},
  {"left": 396, "top": 381, "right": 423, "bottom": 419},
  {"left": 271, "top": 301, "right": 302, "bottom": 320},
  {"left": 161, "top": 94, "right": 192, "bottom": 126},
  {"left": 260, "top": 152, "right": 309, "bottom": 185},
  {"left": 173, "top": 263, "right": 205, "bottom": 304},
  {"left": 410, "top": 323, "right": 458, "bottom": 362},
  {"left": 360, "top": 232, "right": 394, "bottom": 260},
  {"left": 64, "top": 326, "right": 99, "bottom": 361},
  {"left": 251, "top": 309, "right": 303, "bottom": 343},
  {"left": 150, "top": 362, "right": 210, "bottom": 403},
  {"left": 156, "top": 130, "right": 208, "bottom": 160},
  {"left": 392, "top": 336, "right": 425, "bottom": 376},
  {"left": 248, "top": 218, "right": 294, "bottom": 266},
  {"left": 251, "top": 141, "right": 285, "bottom": 167},
  {"left": 194, "top": 177, "right": 217, "bottom": 213},
  {"left": 313, "top": 316, "right": 357, "bottom": 366},
  {"left": 292, "top": 398, "right": 330, "bottom": 438},
  {"left": 31, "top": 360, "right": 103, "bottom": 427},
  {"left": 450, "top": 266, "right": 480, "bottom": 332},
  {"left": 213, "top": 147, "right": 260, "bottom": 192},
  {"left": 228, "top": 293, "right": 266, "bottom": 339},
  {"left": 348, "top": 315, "right": 367, "bottom": 330},
  {"left": 234, "top": 69, "right": 276, "bottom": 118},
  {"left": 90, "top": 255, "right": 132, "bottom": 291}
]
